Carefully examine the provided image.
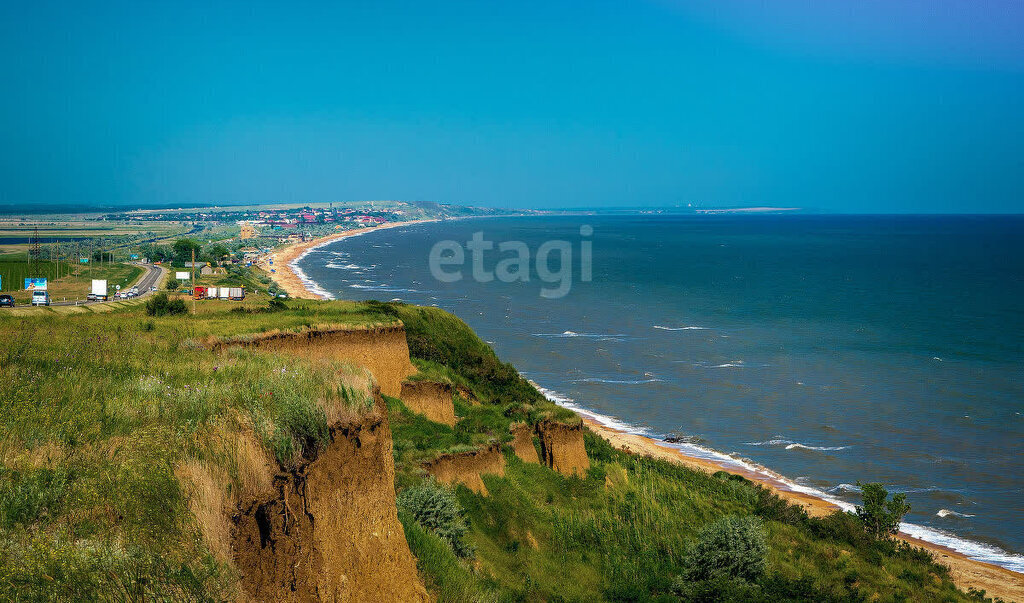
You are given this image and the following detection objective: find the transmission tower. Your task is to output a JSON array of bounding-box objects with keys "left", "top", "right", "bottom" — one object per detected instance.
[{"left": 29, "top": 227, "right": 42, "bottom": 276}]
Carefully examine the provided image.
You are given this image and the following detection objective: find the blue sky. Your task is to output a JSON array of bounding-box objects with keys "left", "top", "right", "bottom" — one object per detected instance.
[{"left": 1, "top": 0, "right": 1022, "bottom": 212}]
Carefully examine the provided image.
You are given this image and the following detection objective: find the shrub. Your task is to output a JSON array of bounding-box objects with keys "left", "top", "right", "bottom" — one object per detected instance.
[
  {"left": 164, "top": 278, "right": 180, "bottom": 291},
  {"left": 144, "top": 293, "right": 187, "bottom": 317},
  {"left": 683, "top": 516, "right": 768, "bottom": 583},
  {"left": 397, "top": 481, "right": 474, "bottom": 558},
  {"left": 856, "top": 482, "right": 910, "bottom": 540}
]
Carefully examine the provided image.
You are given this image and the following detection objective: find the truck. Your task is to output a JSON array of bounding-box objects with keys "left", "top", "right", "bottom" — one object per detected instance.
[
  {"left": 219, "top": 288, "right": 230, "bottom": 300},
  {"left": 192, "top": 286, "right": 207, "bottom": 300},
  {"left": 206, "top": 287, "right": 218, "bottom": 299},
  {"left": 229, "top": 287, "right": 245, "bottom": 301},
  {"left": 90, "top": 279, "right": 108, "bottom": 302}
]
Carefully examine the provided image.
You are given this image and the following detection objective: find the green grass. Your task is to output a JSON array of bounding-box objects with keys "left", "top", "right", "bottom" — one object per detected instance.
[{"left": 0, "top": 303, "right": 377, "bottom": 599}]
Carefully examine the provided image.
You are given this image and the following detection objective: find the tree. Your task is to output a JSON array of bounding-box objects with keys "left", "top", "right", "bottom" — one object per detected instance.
[
  {"left": 172, "top": 239, "right": 202, "bottom": 263},
  {"left": 856, "top": 482, "right": 911, "bottom": 539},
  {"left": 682, "top": 516, "right": 768, "bottom": 583},
  {"left": 165, "top": 278, "right": 180, "bottom": 291},
  {"left": 145, "top": 292, "right": 187, "bottom": 316},
  {"left": 206, "top": 243, "right": 230, "bottom": 265}
]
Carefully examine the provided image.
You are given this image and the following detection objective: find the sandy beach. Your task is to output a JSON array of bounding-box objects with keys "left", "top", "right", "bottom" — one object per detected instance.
[
  {"left": 273, "top": 221, "right": 1023, "bottom": 601},
  {"left": 257, "top": 219, "right": 438, "bottom": 299}
]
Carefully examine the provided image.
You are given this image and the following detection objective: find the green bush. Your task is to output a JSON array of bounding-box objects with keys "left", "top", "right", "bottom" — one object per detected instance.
[
  {"left": 164, "top": 278, "right": 180, "bottom": 291},
  {"left": 683, "top": 516, "right": 768, "bottom": 583},
  {"left": 144, "top": 293, "right": 187, "bottom": 317},
  {"left": 856, "top": 482, "right": 911, "bottom": 540},
  {"left": 397, "top": 481, "right": 474, "bottom": 558}
]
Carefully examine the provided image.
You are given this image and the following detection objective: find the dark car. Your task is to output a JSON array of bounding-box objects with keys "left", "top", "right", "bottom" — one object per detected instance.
[{"left": 0, "top": 294, "right": 14, "bottom": 308}]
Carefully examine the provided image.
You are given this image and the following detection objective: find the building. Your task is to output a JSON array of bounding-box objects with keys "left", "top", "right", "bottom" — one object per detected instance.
[{"left": 239, "top": 223, "right": 258, "bottom": 239}]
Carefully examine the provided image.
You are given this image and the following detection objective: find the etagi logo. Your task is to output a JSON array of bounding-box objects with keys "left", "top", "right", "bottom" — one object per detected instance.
[{"left": 428, "top": 225, "right": 593, "bottom": 299}]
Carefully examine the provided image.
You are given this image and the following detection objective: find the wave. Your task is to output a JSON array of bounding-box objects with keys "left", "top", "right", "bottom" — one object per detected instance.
[
  {"left": 785, "top": 443, "right": 852, "bottom": 451},
  {"left": 654, "top": 325, "right": 707, "bottom": 331},
  {"left": 348, "top": 283, "right": 419, "bottom": 293},
  {"left": 713, "top": 361, "right": 745, "bottom": 368},
  {"left": 827, "top": 483, "right": 862, "bottom": 494},
  {"left": 937, "top": 509, "right": 976, "bottom": 519},
  {"left": 743, "top": 438, "right": 850, "bottom": 451},
  {"left": 324, "top": 262, "right": 366, "bottom": 270},
  {"left": 533, "top": 331, "right": 630, "bottom": 340},
  {"left": 574, "top": 377, "right": 665, "bottom": 385}
]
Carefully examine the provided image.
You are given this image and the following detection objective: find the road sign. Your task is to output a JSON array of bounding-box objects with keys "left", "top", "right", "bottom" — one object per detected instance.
[{"left": 116, "top": 285, "right": 121, "bottom": 290}]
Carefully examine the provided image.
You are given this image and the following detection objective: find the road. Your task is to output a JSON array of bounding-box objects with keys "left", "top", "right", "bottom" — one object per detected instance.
[{"left": 48, "top": 262, "right": 166, "bottom": 307}]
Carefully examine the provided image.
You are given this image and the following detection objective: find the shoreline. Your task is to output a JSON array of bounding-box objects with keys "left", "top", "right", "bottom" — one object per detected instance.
[
  {"left": 272, "top": 218, "right": 1024, "bottom": 600},
  {"left": 257, "top": 219, "right": 440, "bottom": 300},
  {"left": 579, "top": 415, "right": 1024, "bottom": 601}
]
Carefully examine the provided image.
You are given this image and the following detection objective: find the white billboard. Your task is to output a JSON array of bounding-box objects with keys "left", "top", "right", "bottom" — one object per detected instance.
[{"left": 175, "top": 271, "right": 190, "bottom": 281}]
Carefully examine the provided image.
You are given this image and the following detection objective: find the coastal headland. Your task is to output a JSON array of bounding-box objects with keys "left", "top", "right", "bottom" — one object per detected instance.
[{"left": 276, "top": 224, "right": 1024, "bottom": 602}]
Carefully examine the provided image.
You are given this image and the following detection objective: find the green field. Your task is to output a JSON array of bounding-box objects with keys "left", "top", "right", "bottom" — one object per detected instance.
[{"left": 0, "top": 257, "right": 143, "bottom": 304}]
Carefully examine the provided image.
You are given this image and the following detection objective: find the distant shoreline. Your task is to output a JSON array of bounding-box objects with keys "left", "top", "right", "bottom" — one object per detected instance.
[{"left": 258, "top": 219, "right": 439, "bottom": 299}]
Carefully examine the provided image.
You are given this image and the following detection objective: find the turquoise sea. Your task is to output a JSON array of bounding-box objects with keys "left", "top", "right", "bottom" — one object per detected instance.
[{"left": 297, "top": 214, "right": 1024, "bottom": 571}]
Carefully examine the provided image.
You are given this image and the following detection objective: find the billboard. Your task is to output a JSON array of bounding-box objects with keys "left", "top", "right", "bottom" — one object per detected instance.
[
  {"left": 129, "top": 253, "right": 139, "bottom": 260},
  {"left": 80, "top": 258, "right": 89, "bottom": 264},
  {"left": 25, "top": 278, "right": 48, "bottom": 291},
  {"left": 175, "top": 271, "right": 190, "bottom": 280}
]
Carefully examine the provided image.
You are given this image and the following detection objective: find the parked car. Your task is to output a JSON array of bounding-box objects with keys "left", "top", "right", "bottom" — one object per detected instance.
[
  {"left": 31, "top": 291, "right": 51, "bottom": 306},
  {"left": 87, "top": 293, "right": 97, "bottom": 301},
  {"left": 0, "top": 294, "right": 14, "bottom": 308}
]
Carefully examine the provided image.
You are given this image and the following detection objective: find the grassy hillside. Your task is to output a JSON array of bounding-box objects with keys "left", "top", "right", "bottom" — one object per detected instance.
[{"left": 0, "top": 298, "right": 986, "bottom": 601}]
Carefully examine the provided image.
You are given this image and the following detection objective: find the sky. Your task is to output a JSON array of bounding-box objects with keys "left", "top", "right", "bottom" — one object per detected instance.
[{"left": 0, "top": 0, "right": 1022, "bottom": 212}]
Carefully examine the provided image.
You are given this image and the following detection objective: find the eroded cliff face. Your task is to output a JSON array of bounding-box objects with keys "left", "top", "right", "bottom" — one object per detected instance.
[
  {"left": 425, "top": 444, "right": 506, "bottom": 496},
  {"left": 537, "top": 421, "right": 590, "bottom": 477},
  {"left": 510, "top": 424, "right": 540, "bottom": 464},
  {"left": 210, "top": 325, "right": 416, "bottom": 398},
  {"left": 399, "top": 381, "right": 456, "bottom": 426},
  {"left": 232, "top": 404, "right": 428, "bottom": 602}
]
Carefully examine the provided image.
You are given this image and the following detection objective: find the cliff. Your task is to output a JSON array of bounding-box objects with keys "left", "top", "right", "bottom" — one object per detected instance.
[{"left": 209, "top": 324, "right": 416, "bottom": 397}]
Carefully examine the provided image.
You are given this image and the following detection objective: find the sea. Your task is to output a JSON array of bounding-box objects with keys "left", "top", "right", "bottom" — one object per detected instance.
[{"left": 296, "top": 213, "right": 1024, "bottom": 571}]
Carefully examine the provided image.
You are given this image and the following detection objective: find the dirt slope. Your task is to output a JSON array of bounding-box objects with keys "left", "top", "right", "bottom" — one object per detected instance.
[
  {"left": 537, "top": 421, "right": 590, "bottom": 477},
  {"left": 510, "top": 424, "right": 540, "bottom": 464},
  {"left": 425, "top": 444, "right": 506, "bottom": 496},
  {"left": 232, "top": 402, "right": 428, "bottom": 602},
  {"left": 210, "top": 325, "right": 416, "bottom": 397},
  {"left": 400, "top": 381, "right": 456, "bottom": 426}
]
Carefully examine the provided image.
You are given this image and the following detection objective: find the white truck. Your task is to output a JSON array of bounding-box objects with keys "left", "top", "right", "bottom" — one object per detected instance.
[
  {"left": 90, "top": 279, "right": 108, "bottom": 302},
  {"left": 219, "top": 288, "right": 230, "bottom": 300},
  {"left": 229, "top": 287, "right": 245, "bottom": 300}
]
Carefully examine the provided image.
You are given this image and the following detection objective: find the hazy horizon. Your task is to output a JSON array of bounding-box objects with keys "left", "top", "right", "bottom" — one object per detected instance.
[{"left": 1, "top": 1, "right": 1022, "bottom": 213}]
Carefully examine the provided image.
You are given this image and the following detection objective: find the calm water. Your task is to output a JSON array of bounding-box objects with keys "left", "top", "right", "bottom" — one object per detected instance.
[{"left": 298, "top": 214, "right": 1024, "bottom": 569}]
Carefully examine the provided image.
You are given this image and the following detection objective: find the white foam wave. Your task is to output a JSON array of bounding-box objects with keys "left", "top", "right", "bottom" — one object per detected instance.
[
  {"left": 785, "top": 443, "right": 852, "bottom": 451},
  {"left": 713, "top": 361, "right": 745, "bottom": 368},
  {"left": 827, "top": 483, "right": 862, "bottom": 494},
  {"left": 533, "top": 331, "right": 629, "bottom": 339},
  {"left": 744, "top": 438, "right": 850, "bottom": 452},
  {"left": 654, "top": 325, "right": 707, "bottom": 331},
  {"left": 324, "top": 262, "right": 365, "bottom": 270},
  {"left": 530, "top": 386, "right": 1024, "bottom": 573},
  {"left": 937, "top": 509, "right": 975, "bottom": 518},
  {"left": 349, "top": 283, "right": 419, "bottom": 293},
  {"left": 574, "top": 378, "right": 665, "bottom": 385}
]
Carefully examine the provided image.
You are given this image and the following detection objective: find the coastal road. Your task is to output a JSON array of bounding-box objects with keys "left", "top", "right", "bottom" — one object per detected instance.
[{"left": 48, "top": 262, "right": 166, "bottom": 307}]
